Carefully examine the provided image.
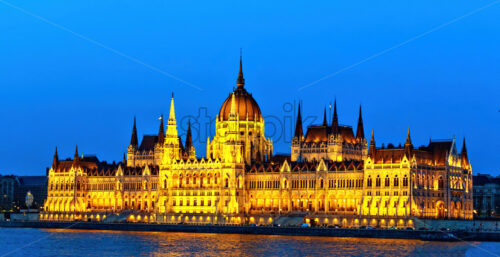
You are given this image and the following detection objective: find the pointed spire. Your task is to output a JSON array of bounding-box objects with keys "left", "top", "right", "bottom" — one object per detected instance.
[
  {"left": 185, "top": 120, "right": 193, "bottom": 153},
  {"left": 236, "top": 49, "right": 245, "bottom": 88},
  {"left": 168, "top": 93, "right": 176, "bottom": 122},
  {"left": 356, "top": 105, "right": 364, "bottom": 139},
  {"left": 130, "top": 117, "right": 138, "bottom": 147},
  {"left": 52, "top": 146, "right": 59, "bottom": 168},
  {"left": 461, "top": 137, "right": 469, "bottom": 167},
  {"left": 122, "top": 153, "right": 127, "bottom": 165},
  {"left": 405, "top": 127, "right": 412, "bottom": 146},
  {"left": 74, "top": 145, "right": 79, "bottom": 159},
  {"left": 158, "top": 114, "right": 165, "bottom": 145},
  {"left": 73, "top": 145, "right": 80, "bottom": 166},
  {"left": 294, "top": 103, "right": 303, "bottom": 139},
  {"left": 404, "top": 127, "right": 413, "bottom": 157},
  {"left": 331, "top": 99, "right": 339, "bottom": 135},
  {"left": 369, "top": 130, "right": 376, "bottom": 158},
  {"left": 178, "top": 136, "right": 184, "bottom": 151},
  {"left": 322, "top": 107, "right": 327, "bottom": 126},
  {"left": 166, "top": 94, "right": 178, "bottom": 137}
]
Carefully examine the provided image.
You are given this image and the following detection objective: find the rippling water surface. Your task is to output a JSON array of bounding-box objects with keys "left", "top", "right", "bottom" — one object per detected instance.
[{"left": 0, "top": 228, "right": 498, "bottom": 256}]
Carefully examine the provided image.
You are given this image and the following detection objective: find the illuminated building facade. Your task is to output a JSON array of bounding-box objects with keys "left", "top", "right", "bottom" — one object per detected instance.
[{"left": 42, "top": 58, "right": 473, "bottom": 226}]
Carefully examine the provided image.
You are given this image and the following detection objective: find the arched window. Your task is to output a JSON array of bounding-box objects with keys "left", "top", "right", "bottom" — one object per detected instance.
[
  {"left": 438, "top": 177, "right": 444, "bottom": 190},
  {"left": 163, "top": 180, "right": 167, "bottom": 189},
  {"left": 225, "top": 178, "right": 229, "bottom": 188},
  {"left": 403, "top": 175, "right": 409, "bottom": 187},
  {"left": 385, "top": 175, "right": 390, "bottom": 187},
  {"left": 367, "top": 176, "right": 372, "bottom": 187},
  {"left": 376, "top": 175, "right": 381, "bottom": 187},
  {"left": 320, "top": 179, "right": 324, "bottom": 188},
  {"left": 394, "top": 175, "right": 399, "bottom": 187}
]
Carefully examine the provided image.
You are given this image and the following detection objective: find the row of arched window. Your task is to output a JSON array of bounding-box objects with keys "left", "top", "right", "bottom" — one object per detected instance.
[{"left": 366, "top": 175, "right": 408, "bottom": 188}]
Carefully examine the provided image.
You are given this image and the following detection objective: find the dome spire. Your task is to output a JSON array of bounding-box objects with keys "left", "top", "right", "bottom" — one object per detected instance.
[{"left": 236, "top": 49, "right": 245, "bottom": 88}]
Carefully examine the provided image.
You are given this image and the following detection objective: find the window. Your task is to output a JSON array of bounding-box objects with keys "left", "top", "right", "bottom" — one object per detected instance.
[
  {"left": 376, "top": 175, "right": 381, "bottom": 187},
  {"left": 367, "top": 176, "right": 372, "bottom": 187},
  {"left": 403, "top": 175, "right": 408, "bottom": 187},
  {"left": 385, "top": 175, "right": 390, "bottom": 187},
  {"left": 394, "top": 176, "right": 399, "bottom": 187}
]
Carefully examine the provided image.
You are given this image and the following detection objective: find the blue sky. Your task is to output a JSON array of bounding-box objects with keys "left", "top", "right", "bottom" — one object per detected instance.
[{"left": 0, "top": 0, "right": 499, "bottom": 176}]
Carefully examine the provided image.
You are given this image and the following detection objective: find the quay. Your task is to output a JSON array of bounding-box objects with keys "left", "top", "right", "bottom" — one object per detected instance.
[{"left": 1, "top": 221, "right": 499, "bottom": 242}]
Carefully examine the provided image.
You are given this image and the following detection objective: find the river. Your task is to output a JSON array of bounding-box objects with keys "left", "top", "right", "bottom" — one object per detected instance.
[{"left": 0, "top": 228, "right": 498, "bottom": 256}]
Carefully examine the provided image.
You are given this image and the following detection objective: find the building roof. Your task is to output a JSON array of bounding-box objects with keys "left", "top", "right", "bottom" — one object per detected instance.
[
  {"left": 139, "top": 135, "right": 159, "bottom": 151},
  {"left": 303, "top": 125, "right": 356, "bottom": 144},
  {"left": 219, "top": 87, "right": 262, "bottom": 121},
  {"left": 369, "top": 139, "right": 455, "bottom": 166},
  {"left": 245, "top": 159, "right": 363, "bottom": 173}
]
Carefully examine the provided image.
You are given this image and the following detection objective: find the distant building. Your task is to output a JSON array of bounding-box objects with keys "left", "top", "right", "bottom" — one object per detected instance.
[
  {"left": 473, "top": 174, "right": 500, "bottom": 218},
  {"left": 0, "top": 175, "right": 18, "bottom": 211},
  {"left": 15, "top": 176, "right": 48, "bottom": 210},
  {"left": 0, "top": 175, "right": 48, "bottom": 212}
]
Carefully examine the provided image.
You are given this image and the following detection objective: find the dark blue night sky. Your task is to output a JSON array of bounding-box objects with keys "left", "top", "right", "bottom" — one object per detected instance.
[{"left": 0, "top": 0, "right": 499, "bottom": 176}]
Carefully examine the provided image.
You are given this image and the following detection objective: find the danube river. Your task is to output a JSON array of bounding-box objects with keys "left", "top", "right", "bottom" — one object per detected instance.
[{"left": 0, "top": 228, "right": 498, "bottom": 256}]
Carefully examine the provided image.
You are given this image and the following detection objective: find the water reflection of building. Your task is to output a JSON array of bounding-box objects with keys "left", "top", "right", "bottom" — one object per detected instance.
[{"left": 41, "top": 58, "right": 473, "bottom": 227}]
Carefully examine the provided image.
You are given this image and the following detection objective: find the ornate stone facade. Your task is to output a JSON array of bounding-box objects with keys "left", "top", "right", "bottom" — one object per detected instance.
[{"left": 42, "top": 58, "right": 473, "bottom": 226}]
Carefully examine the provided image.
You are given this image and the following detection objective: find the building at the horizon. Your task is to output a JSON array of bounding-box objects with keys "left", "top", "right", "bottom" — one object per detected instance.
[
  {"left": 41, "top": 58, "right": 473, "bottom": 227},
  {"left": 473, "top": 173, "right": 500, "bottom": 218},
  {"left": 0, "top": 174, "right": 47, "bottom": 212}
]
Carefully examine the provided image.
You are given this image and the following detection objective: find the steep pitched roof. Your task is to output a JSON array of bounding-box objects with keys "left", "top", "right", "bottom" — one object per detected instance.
[
  {"left": 303, "top": 125, "right": 356, "bottom": 144},
  {"left": 139, "top": 135, "right": 159, "bottom": 151}
]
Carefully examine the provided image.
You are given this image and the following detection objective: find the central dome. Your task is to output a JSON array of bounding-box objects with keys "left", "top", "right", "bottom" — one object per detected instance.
[
  {"left": 219, "top": 87, "right": 262, "bottom": 121},
  {"left": 218, "top": 58, "right": 262, "bottom": 121}
]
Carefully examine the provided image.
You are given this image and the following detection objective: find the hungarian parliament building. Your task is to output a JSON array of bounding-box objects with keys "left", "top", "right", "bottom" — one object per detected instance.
[{"left": 42, "top": 59, "right": 473, "bottom": 227}]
